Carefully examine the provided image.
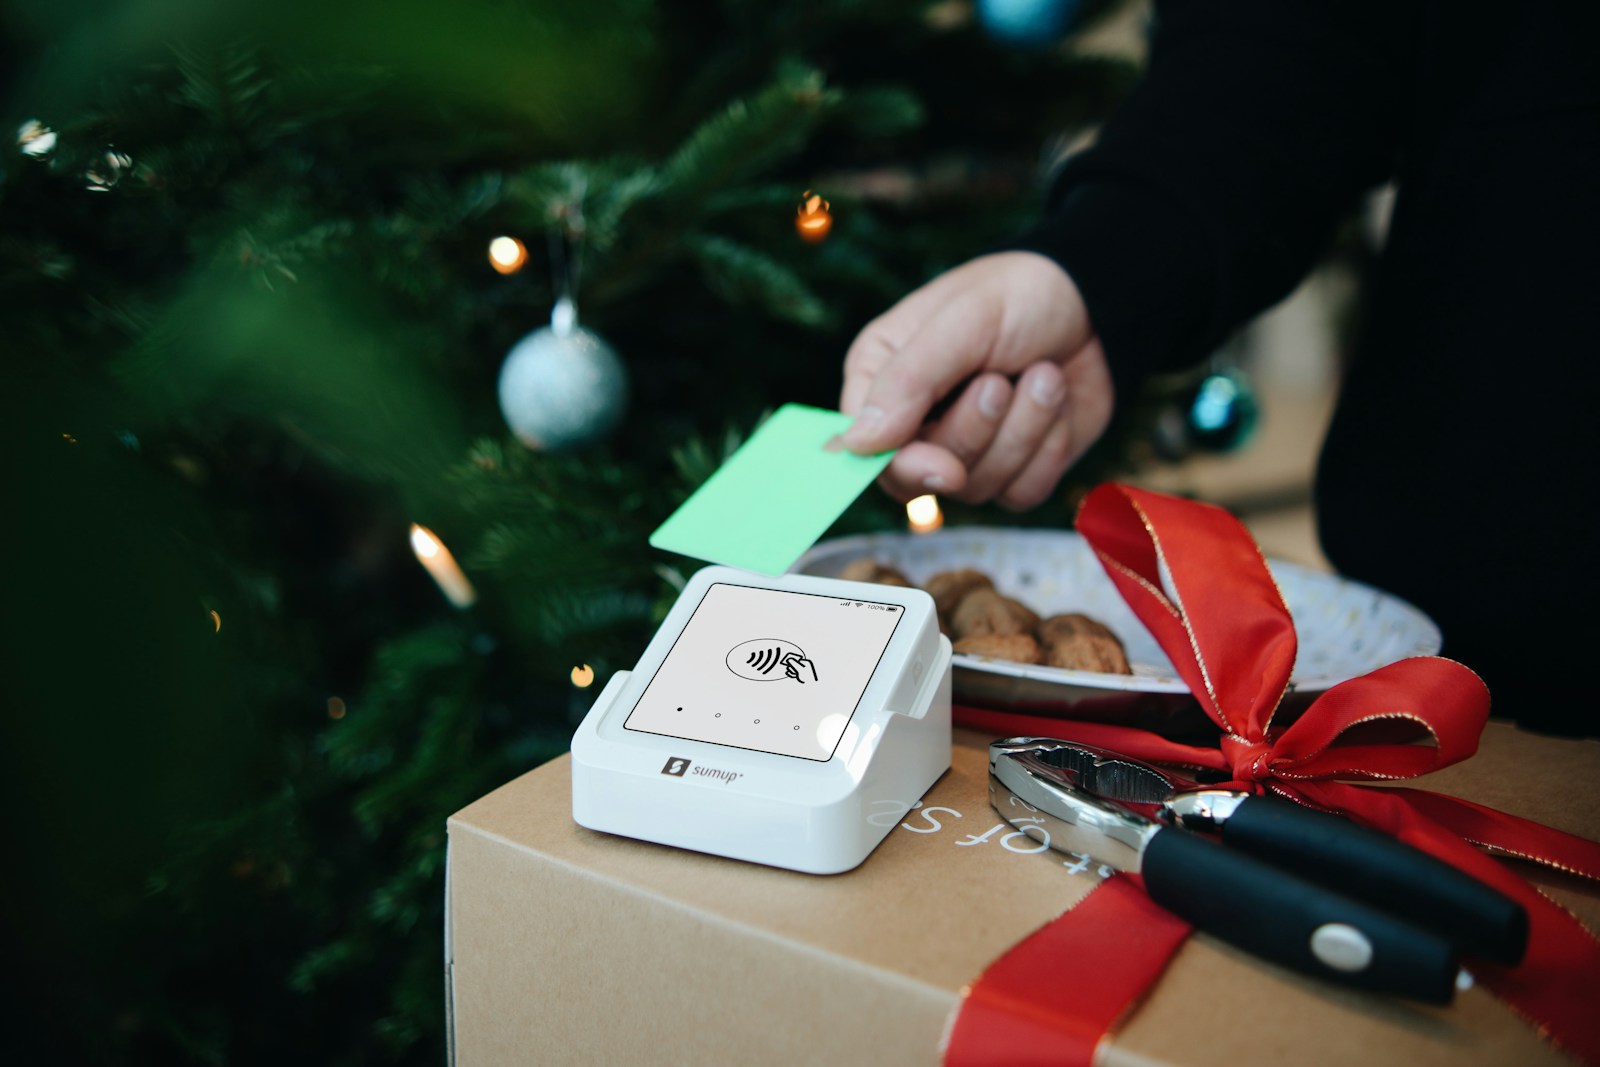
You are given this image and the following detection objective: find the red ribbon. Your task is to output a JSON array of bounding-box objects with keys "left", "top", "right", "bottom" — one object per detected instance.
[{"left": 944, "top": 483, "right": 1600, "bottom": 1066}]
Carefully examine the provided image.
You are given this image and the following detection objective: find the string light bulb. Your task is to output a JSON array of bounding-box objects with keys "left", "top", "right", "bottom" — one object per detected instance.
[
  {"left": 906, "top": 494, "right": 943, "bottom": 534},
  {"left": 488, "top": 235, "right": 529, "bottom": 274},
  {"left": 85, "top": 147, "right": 133, "bottom": 192},
  {"left": 409, "top": 523, "right": 478, "bottom": 608},
  {"left": 795, "top": 190, "right": 833, "bottom": 244},
  {"left": 17, "top": 119, "right": 57, "bottom": 158},
  {"left": 571, "top": 664, "right": 596, "bottom": 688}
]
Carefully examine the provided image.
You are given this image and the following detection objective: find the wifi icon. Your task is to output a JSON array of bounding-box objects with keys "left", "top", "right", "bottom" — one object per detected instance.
[{"left": 726, "top": 638, "right": 808, "bottom": 682}]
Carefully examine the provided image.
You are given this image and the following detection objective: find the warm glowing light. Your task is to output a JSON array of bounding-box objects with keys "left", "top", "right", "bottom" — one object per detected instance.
[
  {"left": 62, "top": 433, "right": 77, "bottom": 444},
  {"left": 327, "top": 696, "right": 347, "bottom": 720},
  {"left": 570, "top": 664, "right": 596, "bottom": 688},
  {"left": 906, "top": 494, "right": 943, "bottom": 534},
  {"left": 210, "top": 609, "right": 222, "bottom": 632},
  {"left": 85, "top": 148, "right": 133, "bottom": 192},
  {"left": 409, "top": 523, "right": 478, "bottom": 608},
  {"left": 411, "top": 524, "right": 441, "bottom": 558},
  {"left": 17, "top": 119, "right": 56, "bottom": 158},
  {"left": 488, "top": 236, "right": 529, "bottom": 275},
  {"left": 796, "top": 190, "right": 833, "bottom": 244}
]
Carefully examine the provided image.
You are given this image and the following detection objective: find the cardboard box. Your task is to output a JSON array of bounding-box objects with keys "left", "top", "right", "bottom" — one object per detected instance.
[{"left": 445, "top": 723, "right": 1600, "bottom": 1066}]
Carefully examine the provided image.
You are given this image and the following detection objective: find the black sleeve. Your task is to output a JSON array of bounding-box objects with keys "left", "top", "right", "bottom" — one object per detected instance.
[{"left": 1012, "top": 0, "right": 1419, "bottom": 403}]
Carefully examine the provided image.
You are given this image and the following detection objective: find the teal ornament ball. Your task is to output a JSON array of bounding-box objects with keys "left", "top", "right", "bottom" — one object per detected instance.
[
  {"left": 497, "top": 299, "right": 629, "bottom": 452},
  {"left": 1184, "top": 368, "right": 1259, "bottom": 453},
  {"left": 976, "top": 0, "right": 1083, "bottom": 48}
]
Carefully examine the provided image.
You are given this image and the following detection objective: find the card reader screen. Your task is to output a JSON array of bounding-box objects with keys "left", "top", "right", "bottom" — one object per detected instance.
[{"left": 623, "top": 582, "right": 905, "bottom": 761}]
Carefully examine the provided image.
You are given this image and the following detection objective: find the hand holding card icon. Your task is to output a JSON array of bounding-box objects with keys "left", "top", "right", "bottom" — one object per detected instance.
[{"left": 781, "top": 652, "right": 818, "bottom": 684}]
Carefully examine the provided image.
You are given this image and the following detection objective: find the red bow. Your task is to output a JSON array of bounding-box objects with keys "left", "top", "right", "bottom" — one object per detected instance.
[{"left": 945, "top": 483, "right": 1600, "bottom": 1065}]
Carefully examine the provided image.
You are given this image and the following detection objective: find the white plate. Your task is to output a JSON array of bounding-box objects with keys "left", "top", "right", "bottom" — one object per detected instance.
[{"left": 793, "top": 527, "right": 1441, "bottom": 714}]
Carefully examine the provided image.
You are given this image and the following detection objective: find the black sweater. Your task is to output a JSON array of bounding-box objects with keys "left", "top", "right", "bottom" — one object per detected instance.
[{"left": 1019, "top": 0, "right": 1600, "bottom": 735}]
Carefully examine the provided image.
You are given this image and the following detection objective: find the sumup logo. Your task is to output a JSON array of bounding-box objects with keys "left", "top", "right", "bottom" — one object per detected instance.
[{"left": 659, "top": 755, "right": 741, "bottom": 784}]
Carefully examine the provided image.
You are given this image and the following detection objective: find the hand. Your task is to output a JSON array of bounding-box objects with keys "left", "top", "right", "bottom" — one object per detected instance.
[
  {"left": 838, "top": 252, "right": 1115, "bottom": 509},
  {"left": 781, "top": 653, "right": 817, "bottom": 683}
]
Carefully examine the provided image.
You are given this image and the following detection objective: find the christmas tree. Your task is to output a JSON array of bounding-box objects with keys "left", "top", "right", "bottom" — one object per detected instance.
[{"left": 1, "top": 1, "right": 1144, "bottom": 1062}]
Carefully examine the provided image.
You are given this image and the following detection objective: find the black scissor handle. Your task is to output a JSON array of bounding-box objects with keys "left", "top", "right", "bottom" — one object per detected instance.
[
  {"left": 1142, "top": 825, "right": 1463, "bottom": 1003},
  {"left": 1201, "top": 794, "right": 1528, "bottom": 965}
]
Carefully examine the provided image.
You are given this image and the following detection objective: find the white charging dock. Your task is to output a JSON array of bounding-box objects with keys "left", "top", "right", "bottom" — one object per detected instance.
[{"left": 571, "top": 564, "right": 952, "bottom": 874}]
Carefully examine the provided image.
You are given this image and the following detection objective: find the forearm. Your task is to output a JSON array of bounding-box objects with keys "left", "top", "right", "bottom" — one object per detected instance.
[{"left": 1015, "top": 0, "right": 1416, "bottom": 395}]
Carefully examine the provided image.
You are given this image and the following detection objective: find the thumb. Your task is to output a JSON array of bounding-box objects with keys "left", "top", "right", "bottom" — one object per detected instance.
[{"left": 840, "top": 290, "right": 1003, "bottom": 453}]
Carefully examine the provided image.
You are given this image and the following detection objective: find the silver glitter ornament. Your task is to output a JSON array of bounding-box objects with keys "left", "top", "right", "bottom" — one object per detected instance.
[{"left": 497, "top": 297, "right": 628, "bottom": 452}]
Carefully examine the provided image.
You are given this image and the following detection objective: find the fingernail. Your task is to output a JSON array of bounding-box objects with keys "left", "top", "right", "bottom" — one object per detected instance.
[
  {"left": 842, "top": 405, "right": 885, "bottom": 446},
  {"left": 922, "top": 475, "right": 948, "bottom": 492},
  {"left": 1029, "top": 374, "right": 1065, "bottom": 407},
  {"left": 978, "top": 377, "right": 1006, "bottom": 419}
]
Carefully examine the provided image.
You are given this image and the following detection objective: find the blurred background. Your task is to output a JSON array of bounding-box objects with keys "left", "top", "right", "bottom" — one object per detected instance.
[{"left": 0, "top": 1, "right": 1373, "bottom": 1062}]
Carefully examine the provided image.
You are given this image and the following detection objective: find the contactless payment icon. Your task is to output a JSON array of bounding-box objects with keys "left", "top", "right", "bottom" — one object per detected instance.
[{"left": 726, "top": 639, "right": 818, "bottom": 684}]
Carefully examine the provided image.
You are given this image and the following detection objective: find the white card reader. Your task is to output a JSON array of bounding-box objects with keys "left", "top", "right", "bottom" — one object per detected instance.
[{"left": 571, "top": 565, "right": 952, "bottom": 873}]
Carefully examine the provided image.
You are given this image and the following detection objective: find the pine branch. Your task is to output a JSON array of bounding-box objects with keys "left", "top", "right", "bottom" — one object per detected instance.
[
  {"left": 825, "top": 83, "right": 925, "bottom": 138},
  {"left": 661, "top": 62, "right": 838, "bottom": 200},
  {"left": 171, "top": 41, "right": 273, "bottom": 133},
  {"left": 684, "top": 233, "right": 832, "bottom": 327},
  {"left": 504, "top": 158, "right": 661, "bottom": 253}
]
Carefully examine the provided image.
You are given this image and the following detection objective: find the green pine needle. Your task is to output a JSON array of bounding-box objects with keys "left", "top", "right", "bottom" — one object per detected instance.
[
  {"left": 686, "top": 234, "right": 832, "bottom": 326},
  {"left": 171, "top": 41, "right": 273, "bottom": 132}
]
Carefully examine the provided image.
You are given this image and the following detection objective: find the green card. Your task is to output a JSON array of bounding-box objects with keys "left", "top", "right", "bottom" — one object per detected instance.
[{"left": 649, "top": 404, "right": 894, "bottom": 576}]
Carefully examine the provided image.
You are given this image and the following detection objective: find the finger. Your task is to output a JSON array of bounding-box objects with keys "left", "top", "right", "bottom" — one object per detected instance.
[
  {"left": 997, "top": 340, "right": 1115, "bottom": 509},
  {"left": 840, "top": 289, "right": 1002, "bottom": 453},
  {"left": 839, "top": 274, "right": 975, "bottom": 416},
  {"left": 874, "top": 441, "right": 967, "bottom": 502},
  {"left": 921, "top": 372, "right": 1013, "bottom": 469},
  {"left": 996, "top": 412, "right": 1076, "bottom": 511},
  {"left": 1058, "top": 337, "right": 1116, "bottom": 445},
  {"left": 840, "top": 319, "right": 901, "bottom": 418},
  {"left": 957, "top": 361, "right": 1067, "bottom": 504}
]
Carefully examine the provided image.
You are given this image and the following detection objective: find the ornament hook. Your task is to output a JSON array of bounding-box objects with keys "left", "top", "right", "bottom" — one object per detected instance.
[
  {"left": 551, "top": 295, "right": 577, "bottom": 338},
  {"left": 546, "top": 171, "right": 588, "bottom": 334}
]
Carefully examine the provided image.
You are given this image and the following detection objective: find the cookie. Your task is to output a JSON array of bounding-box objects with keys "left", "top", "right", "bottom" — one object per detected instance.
[
  {"left": 923, "top": 568, "right": 994, "bottom": 630},
  {"left": 1037, "top": 613, "right": 1132, "bottom": 674},
  {"left": 954, "top": 632, "right": 1042, "bottom": 664},
  {"left": 1037, "top": 612, "right": 1119, "bottom": 643},
  {"left": 950, "top": 587, "right": 1041, "bottom": 638},
  {"left": 837, "top": 557, "right": 913, "bottom": 587}
]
